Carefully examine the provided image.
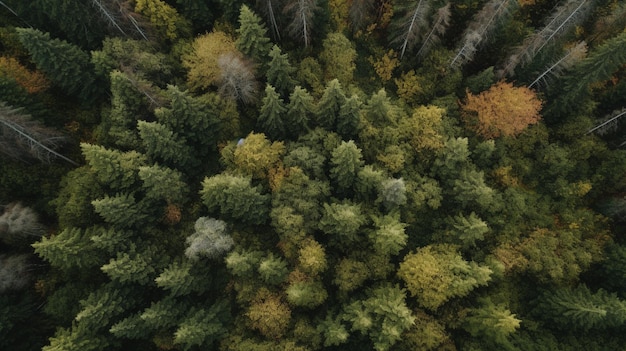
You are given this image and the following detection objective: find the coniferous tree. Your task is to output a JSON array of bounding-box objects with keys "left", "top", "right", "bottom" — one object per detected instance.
[
  {"left": 33, "top": 227, "right": 106, "bottom": 271},
  {"left": 319, "top": 32, "right": 356, "bottom": 85},
  {"left": 258, "top": 253, "right": 289, "bottom": 285},
  {"left": 91, "top": 192, "right": 149, "bottom": 229},
  {"left": 369, "top": 214, "right": 407, "bottom": 256},
  {"left": 15, "top": 28, "right": 102, "bottom": 102},
  {"left": 315, "top": 79, "right": 347, "bottom": 130},
  {"left": 336, "top": 94, "right": 361, "bottom": 140},
  {"left": 463, "top": 298, "right": 521, "bottom": 347},
  {"left": 138, "top": 120, "right": 194, "bottom": 168},
  {"left": 100, "top": 245, "right": 158, "bottom": 285},
  {"left": 258, "top": 84, "right": 288, "bottom": 140},
  {"left": 285, "top": 86, "right": 314, "bottom": 138},
  {"left": 266, "top": 45, "right": 296, "bottom": 95},
  {"left": 319, "top": 201, "right": 366, "bottom": 245},
  {"left": 236, "top": 5, "right": 272, "bottom": 64},
  {"left": 173, "top": 303, "right": 230, "bottom": 350},
  {"left": 138, "top": 164, "right": 188, "bottom": 205},
  {"left": 81, "top": 143, "right": 147, "bottom": 190},
  {"left": 330, "top": 140, "right": 364, "bottom": 195},
  {"left": 134, "top": 0, "right": 191, "bottom": 42}
]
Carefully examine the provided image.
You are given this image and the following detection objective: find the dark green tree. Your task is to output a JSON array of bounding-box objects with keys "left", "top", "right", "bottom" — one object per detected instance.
[
  {"left": 266, "top": 45, "right": 296, "bottom": 95},
  {"left": 15, "top": 28, "right": 102, "bottom": 102},
  {"left": 236, "top": 5, "right": 272, "bottom": 64},
  {"left": 285, "top": 86, "right": 314, "bottom": 138},
  {"left": 137, "top": 120, "right": 194, "bottom": 168},
  {"left": 315, "top": 79, "right": 346, "bottom": 130},
  {"left": 258, "top": 84, "right": 287, "bottom": 140},
  {"left": 330, "top": 140, "right": 364, "bottom": 195}
]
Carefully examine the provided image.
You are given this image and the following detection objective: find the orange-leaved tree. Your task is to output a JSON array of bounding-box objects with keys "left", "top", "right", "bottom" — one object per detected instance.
[{"left": 461, "top": 81, "right": 542, "bottom": 139}]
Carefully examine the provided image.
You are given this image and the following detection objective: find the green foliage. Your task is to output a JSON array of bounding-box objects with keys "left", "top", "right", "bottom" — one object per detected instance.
[
  {"left": 258, "top": 253, "right": 289, "bottom": 285},
  {"left": 343, "top": 284, "right": 415, "bottom": 351},
  {"left": 81, "top": 143, "right": 147, "bottom": 190},
  {"left": 315, "top": 79, "right": 347, "bottom": 130},
  {"left": 91, "top": 193, "right": 149, "bottom": 229},
  {"left": 369, "top": 214, "right": 408, "bottom": 256},
  {"left": 319, "top": 32, "right": 356, "bottom": 85},
  {"left": 463, "top": 298, "right": 521, "bottom": 346},
  {"left": 398, "top": 244, "right": 492, "bottom": 310},
  {"left": 319, "top": 201, "right": 366, "bottom": 244},
  {"left": 333, "top": 258, "right": 370, "bottom": 293},
  {"left": 138, "top": 120, "right": 193, "bottom": 168},
  {"left": 258, "top": 84, "right": 288, "bottom": 140},
  {"left": 266, "top": 45, "right": 296, "bottom": 95},
  {"left": 15, "top": 28, "right": 102, "bottom": 102},
  {"left": 33, "top": 227, "right": 106, "bottom": 271},
  {"left": 236, "top": 5, "right": 272, "bottom": 64},
  {"left": 174, "top": 303, "right": 230, "bottom": 350},
  {"left": 100, "top": 245, "right": 157, "bottom": 285},
  {"left": 317, "top": 314, "right": 349, "bottom": 347},
  {"left": 537, "top": 284, "right": 626, "bottom": 330},
  {"left": 330, "top": 140, "right": 365, "bottom": 195},
  {"left": 286, "top": 280, "right": 328, "bottom": 309},
  {"left": 285, "top": 86, "right": 314, "bottom": 138},
  {"left": 155, "top": 259, "right": 214, "bottom": 296},
  {"left": 138, "top": 164, "right": 189, "bottom": 205},
  {"left": 200, "top": 173, "right": 270, "bottom": 225}
]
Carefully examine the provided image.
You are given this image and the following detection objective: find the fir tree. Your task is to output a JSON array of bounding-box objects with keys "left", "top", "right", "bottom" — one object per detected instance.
[
  {"left": 15, "top": 28, "right": 102, "bottom": 102},
  {"left": 258, "top": 84, "right": 288, "bottom": 140},
  {"left": 315, "top": 79, "right": 347, "bottom": 130},
  {"left": 266, "top": 45, "right": 296, "bottom": 95},
  {"left": 329, "top": 140, "right": 364, "bottom": 195},
  {"left": 236, "top": 5, "right": 272, "bottom": 64},
  {"left": 137, "top": 120, "right": 193, "bottom": 168},
  {"left": 285, "top": 86, "right": 314, "bottom": 138}
]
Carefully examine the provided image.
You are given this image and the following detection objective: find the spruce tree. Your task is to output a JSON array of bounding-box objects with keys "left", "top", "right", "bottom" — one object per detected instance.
[
  {"left": 236, "top": 5, "right": 272, "bottom": 64},
  {"left": 266, "top": 45, "right": 296, "bottom": 95},
  {"left": 285, "top": 86, "right": 314, "bottom": 138},
  {"left": 315, "top": 79, "right": 347, "bottom": 130},
  {"left": 329, "top": 140, "right": 364, "bottom": 195},
  {"left": 137, "top": 120, "right": 194, "bottom": 168},
  {"left": 15, "top": 28, "right": 102, "bottom": 102},
  {"left": 258, "top": 84, "right": 288, "bottom": 140}
]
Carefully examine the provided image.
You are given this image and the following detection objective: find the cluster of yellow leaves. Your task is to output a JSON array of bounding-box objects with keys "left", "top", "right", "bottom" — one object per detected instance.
[
  {"left": 395, "top": 70, "right": 424, "bottom": 105},
  {"left": 328, "top": 0, "right": 350, "bottom": 32},
  {"left": 401, "top": 105, "right": 445, "bottom": 153},
  {"left": 461, "top": 81, "right": 543, "bottom": 139},
  {"left": 135, "top": 0, "right": 190, "bottom": 41},
  {"left": 370, "top": 49, "right": 399, "bottom": 82},
  {"left": 182, "top": 31, "right": 237, "bottom": 92},
  {"left": 0, "top": 56, "right": 49, "bottom": 93},
  {"left": 246, "top": 289, "right": 292, "bottom": 339},
  {"left": 297, "top": 238, "right": 328, "bottom": 276},
  {"left": 232, "top": 132, "right": 285, "bottom": 180}
]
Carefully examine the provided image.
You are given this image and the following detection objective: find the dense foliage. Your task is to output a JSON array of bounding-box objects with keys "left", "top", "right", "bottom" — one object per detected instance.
[{"left": 1, "top": 0, "right": 626, "bottom": 350}]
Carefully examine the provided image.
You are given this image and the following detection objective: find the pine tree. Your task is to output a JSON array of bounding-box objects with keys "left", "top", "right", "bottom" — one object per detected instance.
[
  {"left": 15, "top": 28, "right": 102, "bottom": 102},
  {"left": 397, "top": 244, "right": 492, "bottom": 310},
  {"left": 329, "top": 140, "right": 364, "bottom": 195},
  {"left": 285, "top": 86, "right": 314, "bottom": 138},
  {"left": 297, "top": 238, "right": 328, "bottom": 276},
  {"left": 236, "top": 5, "right": 272, "bottom": 64},
  {"left": 81, "top": 143, "right": 147, "bottom": 190},
  {"left": 369, "top": 214, "right": 407, "bottom": 256},
  {"left": 333, "top": 258, "right": 369, "bottom": 293},
  {"left": 32, "top": 227, "right": 106, "bottom": 271},
  {"left": 138, "top": 164, "right": 189, "bottom": 205},
  {"left": 440, "top": 212, "right": 489, "bottom": 248},
  {"left": 155, "top": 258, "right": 214, "bottom": 297},
  {"left": 336, "top": 94, "right": 361, "bottom": 140},
  {"left": 91, "top": 192, "right": 150, "bottom": 229},
  {"left": 137, "top": 120, "right": 193, "bottom": 168},
  {"left": 258, "top": 253, "right": 289, "bottom": 284},
  {"left": 266, "top": 45, "right": 296, "bottom": 95},
  {"left": 378, "top": 178, "right": 407, "bottom": 211},
  {"left": 200, "top": 173, "right": 271, "bottom": 225},
  {"left": 537, "top": 284, "right": 626, "bottom": 330},
  {"left": 134, "top": 0, "right": 191, "bottom": 42},
  {"left": 319, "top": 201, "right": 366, "bottom": 244},
  {"left": 258, "top": 84, "right": 288, "bottom": 140},
  {"left": 100, "top": 244, "right": 157, "bottom": 285},
  {"left": 463, "top": 298, "right": 521, "bottom": 346},
  {"left": 286, "top": 280, "right": 328, "bottom": 309},
  {"left": 173, "top": 303, "right": 230, "bottom": 350},
  {"left": 315, "top": 79, "right": 347, "bottom": 130}
]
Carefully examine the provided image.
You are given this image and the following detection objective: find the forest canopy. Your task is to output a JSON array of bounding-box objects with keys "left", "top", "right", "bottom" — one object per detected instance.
[{"left": 1, "top": 0, "right": 626, "bottom": 351}]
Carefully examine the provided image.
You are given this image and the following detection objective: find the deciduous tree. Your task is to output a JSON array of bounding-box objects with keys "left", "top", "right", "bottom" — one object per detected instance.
[{"left": 461, "top": 81, "right": 542, "bottom": 138}]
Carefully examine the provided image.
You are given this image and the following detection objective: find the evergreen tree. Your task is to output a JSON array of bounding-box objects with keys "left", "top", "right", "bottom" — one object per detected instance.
[
  {"left": 246, "top": 290, "right": 292, "bottom": 339},
  {"left": 155, "top": 258, "right": 215, "bottom": 297},
  {"left": 258, "top": 84, "right": 288, "bottom": 140},
  {"left": 15, "top": 28, "right": 102, "bottom": 102},
  {"left": 315, "top": 79, "right": 347, "bottom": 130},
  {"left": 173, "top": 303, "right": 230, "bottom": 350},
  {"left": 319, "top": 32, "right": 357, "bottom": 85},
  {"left": 319, "top": 201, "right": 366, "bottom": 244},
  {"left": 81, "top": 143, "right": 147, "bottom": 190},
  {"left": 138, "top": 164, "right": 189, "bottom": 205},
  {"left": 439, "top": 212, "right": 490, "bottom": 248},
  {"left": 537, "top": 284, "right": 626, "bottom": 330},
  {"left": 336, "top": 94, "right": 361, "bottom": 140},
  {"left": 266, "top": 45, "right": 296, "bottom": 95},
  {"left": 286, "top": 280, "right": 328, "bottom": 309},
  {"left": 329, "top": 140, "right": 364, "bottom": 195},
  {"left": 236, "top": 5, "right": 272, "bottom": 64},
  {"left": 100, "top": 244, "right": 158, "bottom": 285},
  {"left": 137, "top": 120, "right": 194, "bottom": 168},
  {"left": 285, "top": 86, "right": 314, "bottom": 138},
  {"left": 463, "top": 298, "right": 521, "bottom": 347},
  {"left": 369, "top": 214, "right": 407, "bottom": 256},
  {"left": 258, "top": 253, "right": 289, "bottom": 285},
  {"left": 200, "top": 173, "right": 271, "bottom": 225},
  {"left": 32, "top": 227, "right": 106, "bottom": 271},
  {"left": 91, "top": 192, "right": 150, "bottom": 229}
]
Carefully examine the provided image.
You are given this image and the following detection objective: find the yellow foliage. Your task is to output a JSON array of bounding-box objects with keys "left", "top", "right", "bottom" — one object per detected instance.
[
  {"left": 182, "top": 31, "right": 237, "bottom": 92},
  {"left": 297, "top": 238, "right": 328, "bottom": 276},
  {"left": 370, "top": 50, "right": 399, "bottom": 82},
  {"left": 246, "top": 289, "right": 291, "bottom": 339},
  {"left": 135, "top": 0, "right": 190, "bottom": 41},
  {"left": 402, "top": 105, "right": 445, "bottom": 153},
  {"left": 492, "top": 166, "right": 521, "bottom": 187},
  {"left": 328, "top": 0, "right": 350, "bottom": 32},
  {"left": 232, "top": 132, "right": 285, "bottom": 179},
  {"left": 395, "top": 70, "right": 424, "bottom": 105},
  {"left": 461, "top": 81, "right": 543, "bottom": 139},
  {"left": 0, "top": 56, "right": 49, "bottom": 93}
]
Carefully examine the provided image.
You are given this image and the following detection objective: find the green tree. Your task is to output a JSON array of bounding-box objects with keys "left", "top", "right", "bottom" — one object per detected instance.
[
  {"left": 286, "top": 280, "right": 328, "bottom": 309},
  {"left": 134, "top": 0, "right": 191, "bottom": 42},
  {"left": 81, "top": 143, "right": 147, "bottom": 190},
  {"left": 137, "top": 120, "right": 193, "bottom": 168},
  {"left": 285, "top": 86, "right": 314, "bottom": 138},
  {"left": 15, "top": 28, "right": 102, "bottom": 102},
  {"left": 100, "top": 244, "right": 158, "bottom": 285},
  {"left": 155, "top": 259, "right": 214, "bottom": 297},
  {"left": 236, "top": 5, "right": 272, "bottom": 64},
  {"left": 258, "top": 253, "right": 289, "bottom": 285},
  {"left": 397, "top": 244, "right": 492, "bottom": 310},
  {"left": 315, "top": 79, "right": 347, "bottom": 130},
  {"left": 173, "top": 303, "right": 230, "bottom": 350},
  {"left": 258, "top": 84, "right": 288, "bottom": 140},
  {"left": 266, "top": 45, "right": 296, "bottom": 95},
  {"left": 463, "top": 298, "right": 521, "bottom": 347},
  {"left": 319, "top": 201, "right": 366, "bottom": 245},
  {"left": 330, "top": 140, "right": 364, "bottom": 195},
  {"left": 343, "top": 284, "right": 415, "bottom": 351},
  {"left": 333, "top": 258, "right": 370, "bottom": 293},
  {"left": 91, "top": 192, "right": 149, "bottom": 229},
  {"left": 200, "top": 173, "right": 270, "bottom": 225},
  {"left": 319, "top": 32, "right": 356, "bottom": 85},
  {"left": 369, "top": 214, "right": 407, "bottom": 256},
  {"left": 32, "top": 227, "right": 106, "bottom": 271},
  {"left": 336, "top": 94, "right": 361, "bottom": 140},
  {"left": 537, "top": 284, "right": 626, "bottom": 330},
  {"left": 138, "top": 164, "right": 189, "bottom": 205},
  {"left": 439, "top": 212, "right": 490, "bottom": 248},
  {"left": 378, "top": 178, "right": 407, "bottom": 211},
  {"left": 229, "top": 132, "right": 285, "bottom": 179}
]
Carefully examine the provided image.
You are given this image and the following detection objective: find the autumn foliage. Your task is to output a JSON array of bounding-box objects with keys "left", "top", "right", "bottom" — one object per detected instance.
[
  {"left": 461, "top": 81, "right": 543, "bottom": 138},
  {"left": 0, "top": 56, "right": 49, "bottom": 93}
]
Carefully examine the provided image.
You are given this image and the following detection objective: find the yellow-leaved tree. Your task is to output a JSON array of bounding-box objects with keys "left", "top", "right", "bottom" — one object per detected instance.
[
  {"left": 461, "top": 81, "right": 543, "bottom": 139},
  {"left": 0, "top": 57, "right": 49, "bottom": 93},
  {"left": 182, "top": 31, "right": 237, "bottom": 92}
]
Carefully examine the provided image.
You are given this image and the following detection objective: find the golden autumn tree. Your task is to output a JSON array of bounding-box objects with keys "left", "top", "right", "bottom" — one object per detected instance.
[
  {"left": 461, "top": 81, "right": 543, "bottom": 139},
  {"left": 182, "top": 31, "right": 237, "bottom": 92}
]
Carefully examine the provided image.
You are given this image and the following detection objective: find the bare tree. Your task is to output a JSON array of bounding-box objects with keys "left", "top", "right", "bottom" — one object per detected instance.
[
  {"left": 217, "top": 53, "right": 259, "bottom": 105},
  {"left": 284, "top": 0, "right": 320, "bottom": 48},
  {"left": 0, "top": 202, "right": 46, "bottom": 247},
  {"left": 0, "top": 254, "right": 32, "bottom": 292},
  {"left": 527, "top": 41, "right": 587, "bottom": 89},
  {"left": 0, "top": 102, "right": 78, "bottom": 165},
  {"left": 257, "top": 0, "right": 283, "bottom": 40},
  {"left": 88, "top": 0, "right": 152, "bottom": 40}
]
